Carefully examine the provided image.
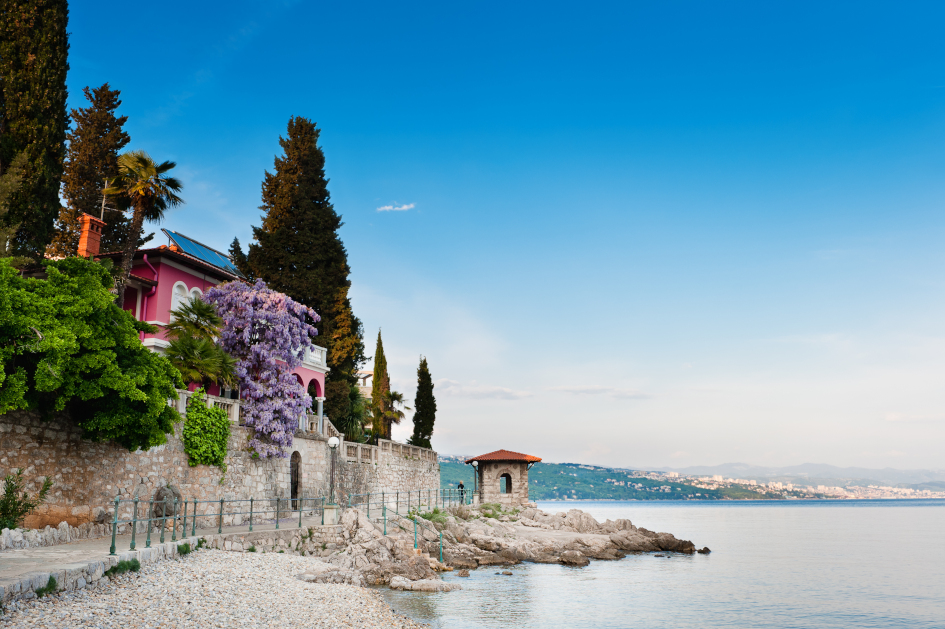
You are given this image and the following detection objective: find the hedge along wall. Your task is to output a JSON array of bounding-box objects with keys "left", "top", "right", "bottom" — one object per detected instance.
[{"left": 0, "top": 410, "right": 440, "bottom": 529}]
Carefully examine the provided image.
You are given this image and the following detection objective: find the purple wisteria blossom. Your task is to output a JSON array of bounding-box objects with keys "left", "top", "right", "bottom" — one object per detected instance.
[{"left": 206, "top": 279, "right": 319, "bottom": 458}]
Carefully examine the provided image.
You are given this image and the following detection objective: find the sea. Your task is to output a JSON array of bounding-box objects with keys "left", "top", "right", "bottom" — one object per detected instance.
[{"left": 378, "top": 499, "right": 945, "bottom": 628}]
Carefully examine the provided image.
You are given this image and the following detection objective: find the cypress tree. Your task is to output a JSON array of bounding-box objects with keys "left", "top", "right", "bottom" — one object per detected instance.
[
  {"left": 247, "top": 116, "right": 364, "bottom": 419},
  {"left": 0, "top": 0, "right": 70, "bottom": 260},
  {"left": 48, "top": 84, "right": 133, "bottom": 258},
  {"left": 409, "top": 356, "right": 436, "bottom": 449},
  {"left": 371, "top": 329, "right": 390, "bottom": 437}
]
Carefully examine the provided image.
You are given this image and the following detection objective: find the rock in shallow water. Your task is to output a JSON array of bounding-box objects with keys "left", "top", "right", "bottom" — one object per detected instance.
[{"left": 389, "top": 576, "right": 462, "bottom": 592}]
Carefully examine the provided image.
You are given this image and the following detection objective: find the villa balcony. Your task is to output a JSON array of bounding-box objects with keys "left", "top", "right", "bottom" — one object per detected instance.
[{"left": 302, "top": 345, "right": 328, "bottom": 371}]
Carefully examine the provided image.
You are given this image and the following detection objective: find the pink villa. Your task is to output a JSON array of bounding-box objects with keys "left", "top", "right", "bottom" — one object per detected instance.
[{"left": 77, "top": 214, "right": 329, "bottom": 425}]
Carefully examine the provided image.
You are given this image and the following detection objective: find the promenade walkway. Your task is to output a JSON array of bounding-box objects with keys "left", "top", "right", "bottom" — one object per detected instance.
[{"left": 0, "top": 515, "right": 335, "bottom": 601}]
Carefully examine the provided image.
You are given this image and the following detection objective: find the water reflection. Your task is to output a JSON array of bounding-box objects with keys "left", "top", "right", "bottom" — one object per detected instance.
[{"left": 378, "top": 500, "right": 945, "bottom": 629}]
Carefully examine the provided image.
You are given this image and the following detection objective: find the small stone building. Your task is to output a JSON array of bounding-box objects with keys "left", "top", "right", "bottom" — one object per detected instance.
[{"left": 466, "top": 449, "right": 542, "bottom": 508}]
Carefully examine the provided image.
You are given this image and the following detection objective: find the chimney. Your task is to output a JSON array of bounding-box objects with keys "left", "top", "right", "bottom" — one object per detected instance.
[{"left": 77, "top": 213, "right": 106, "bottom": 258}]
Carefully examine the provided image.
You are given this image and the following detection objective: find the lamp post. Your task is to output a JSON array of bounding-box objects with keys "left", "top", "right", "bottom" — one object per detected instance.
[
  {"left": 471, "top": 460, "right": 478, "bottom": 503},
  {"left": 328, "top": 436, "right": 339, "bottom": 505}
]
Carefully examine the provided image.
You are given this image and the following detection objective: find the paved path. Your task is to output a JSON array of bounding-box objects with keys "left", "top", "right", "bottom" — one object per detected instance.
[{"left": 0, "top": 516, "right": 328, "bottom": 583}]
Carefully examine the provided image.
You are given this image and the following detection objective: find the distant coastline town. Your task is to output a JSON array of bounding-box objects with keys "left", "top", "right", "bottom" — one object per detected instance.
[{"left": 438, "top": 457, "right": 945, "bottom": 501}]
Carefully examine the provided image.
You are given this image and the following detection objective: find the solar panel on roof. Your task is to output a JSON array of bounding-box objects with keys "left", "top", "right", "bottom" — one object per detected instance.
[{"left": 162, "top": 229, "right": 243, "bottom": 277}]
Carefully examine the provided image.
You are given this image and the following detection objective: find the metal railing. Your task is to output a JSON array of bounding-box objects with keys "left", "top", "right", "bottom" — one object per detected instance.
[
  {"left": 107, "top": 495, "right": 328, "bottom": 555},
  {"left": 381, "top": 504, "right": 445, "bottom": 563},
  {"left": 346, "top": 488, "right": 471, "bottom": 517}
]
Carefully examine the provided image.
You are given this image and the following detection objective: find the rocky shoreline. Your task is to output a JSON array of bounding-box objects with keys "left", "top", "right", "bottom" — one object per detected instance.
[{"left": 318, "top": 504, "right": 707, "bottom": 586}]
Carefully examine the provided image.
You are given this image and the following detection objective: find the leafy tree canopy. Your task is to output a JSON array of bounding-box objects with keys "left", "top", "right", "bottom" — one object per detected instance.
[{"left": 0, "top": 257, "right": 183, "bottom": 450}]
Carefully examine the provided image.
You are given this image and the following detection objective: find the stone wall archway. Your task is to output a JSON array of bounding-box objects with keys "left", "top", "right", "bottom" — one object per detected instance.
[{"left": 290, "top": 451, "right": 302, "bottom": 509}]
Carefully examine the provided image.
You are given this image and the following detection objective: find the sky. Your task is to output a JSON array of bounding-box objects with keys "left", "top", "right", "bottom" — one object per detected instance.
[{"left": 67, "top": 1, "right": 945, "bottom": 470}]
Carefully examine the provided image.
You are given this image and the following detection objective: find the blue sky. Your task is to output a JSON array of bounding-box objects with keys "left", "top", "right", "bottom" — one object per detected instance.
[{"left": 69, "top": 1, "right": 945, "bottom": 469}]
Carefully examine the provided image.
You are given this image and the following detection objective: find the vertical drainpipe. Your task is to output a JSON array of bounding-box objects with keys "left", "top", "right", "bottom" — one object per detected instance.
[{"left": 139, "top": 254, "right": 158, "bottom": 341}]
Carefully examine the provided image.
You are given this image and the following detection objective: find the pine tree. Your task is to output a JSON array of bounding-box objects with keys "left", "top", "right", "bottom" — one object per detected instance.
[
  {"left": 0, "top": 0, "right": 70, "bottom": 260},
  {"left": 48, "top": 84, "right": 132, "bottom": 258},
  {"left": 246, "top": 116, "right": 364, "bottom": 418},
  {"left": 370, "top": 330, "right": 391, "bottom": 439},
  {"left": 409, "top": 356, "right": 436, "bottom": 449},
  {"left": 228, "top": 238, "right": 254, "bottom": 281}
]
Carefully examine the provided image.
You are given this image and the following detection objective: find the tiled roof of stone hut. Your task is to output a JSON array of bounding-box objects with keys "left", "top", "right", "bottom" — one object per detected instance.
[{"left": 465, "top": 450, "right": 542, "bottom": 464}]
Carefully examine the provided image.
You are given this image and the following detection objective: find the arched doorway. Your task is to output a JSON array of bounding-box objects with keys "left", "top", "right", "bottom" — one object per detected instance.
[
  {"left": 290, "top": 451, "right": 302, "bottom": 509},
  {"left": 499, "top": 473, "right": 512, "bottom": 494}
]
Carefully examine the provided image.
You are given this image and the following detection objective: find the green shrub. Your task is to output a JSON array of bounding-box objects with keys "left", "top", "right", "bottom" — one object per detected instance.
[
  {"left": 0, "top": 469, "right": 53, "bottom": 530},
  {"left": 104, "top": 558, "right": 141, "bottom": 578},
  {"left": 177, "top": 543, "right": 191, "bottom": 556},
  {"left": 35, "top": 575, "right": 57, "bottom": 598},
  {"left": 247, "top": 545, "right": 256, "bottom": 552},
  {"left": 196, "top": 538, "right": 207, "bottom": 549},
  {"left": 181, "top": 388, "right": 230, "bottom": 470},
  {"left": 418, "top": 507, "right": 448, "bottom": 525},
  {"left": 0, "top": 258, "right": 184, "bottom": 451}
]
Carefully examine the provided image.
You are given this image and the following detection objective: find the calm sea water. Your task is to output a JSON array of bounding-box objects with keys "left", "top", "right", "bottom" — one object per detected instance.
[{"left": 378, "top": 500, "right": 945, "bottom": 628}]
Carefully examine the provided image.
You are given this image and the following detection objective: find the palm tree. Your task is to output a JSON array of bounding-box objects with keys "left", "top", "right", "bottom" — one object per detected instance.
[
  {"left": 105, "top": 150, "right": 183, "bottom": 304},
  {"left": 164, "top": 298, "right": 236, "bottom": 389},
  {"left": 379, "top": 389, "right": 410, "bottom": 440}
]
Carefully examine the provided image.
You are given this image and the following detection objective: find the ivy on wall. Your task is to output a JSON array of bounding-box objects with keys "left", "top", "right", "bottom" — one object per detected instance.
[{"left": 181, "top": 389, "right": 230, "bottom": 471}]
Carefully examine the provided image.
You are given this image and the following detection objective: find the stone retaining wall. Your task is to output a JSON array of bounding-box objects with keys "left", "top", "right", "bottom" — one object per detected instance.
[{"left": 1, "top": 410, "right": 439, "bottom": 531}]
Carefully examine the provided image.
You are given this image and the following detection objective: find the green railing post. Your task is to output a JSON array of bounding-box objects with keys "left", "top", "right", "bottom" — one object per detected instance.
[
  {"left": 413, "top": 517, "right": 418, "bottom": 549},
  {"left": 172, "top": 498, "right": 178, "bottom": 542},
  {"left": 191, "top": 499, "right": 197, "bottom": 537},
  {"left": 146, "top": 500, "right": 153, "bottom": 548},
  {"left": 160, "top": 497, "right": 167, "bottom": 544},
  {"left": 218, "top": 498, "right": 224, "bottom": 534},
  {"left": 367, "top": 494, "right": 371, "bottom": 519},
  {"left": 130, "top": 498, "right": 138, "bottom": 551},
  {"left": 321, "top": 497, "right": 325, "bottom": 526},
  {"left": 181, "top": 499, "right": 187, "bottom": 541},
  {"left": 109, "top": 496, "right": 118, "bottom": 556},
  {"left": 249, "top": 497, "right": 254, "bottom": 532},
  {"left": 276, "top": 497, "right": 280, "bottom": 530},
  {"left": 383, "top": 503, "right": 387, "bottom": 535},
  {"left": 299, "top": 496, "right": 303, "bottom": 529}
]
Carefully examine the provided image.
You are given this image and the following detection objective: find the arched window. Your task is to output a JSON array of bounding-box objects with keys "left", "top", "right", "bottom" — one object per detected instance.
[
  {"left": 499, "top": 473, "right": 512, "bottom": 495},
  {"left": 290, "top": 451, "right": 302, "bottom": 509},
  {"left": 170, "top": 282, "right": 189, "bottom": 321},
  {"left": 189, "top": 287, "right": 203, "bottom": 302}
]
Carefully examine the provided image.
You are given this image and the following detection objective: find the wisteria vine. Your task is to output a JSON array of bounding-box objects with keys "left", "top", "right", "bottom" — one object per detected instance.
[{"left": 205, "top": 279, "right": 319, "bottom": 458}]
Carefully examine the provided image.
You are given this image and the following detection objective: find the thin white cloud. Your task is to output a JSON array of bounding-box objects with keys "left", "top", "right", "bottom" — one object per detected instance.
[
  {"left": 377, "top": 203, "right": 415, "bottom": 212},
  {"left": 437, "top": 378, "right": 532, "bottom": 400},
  {"left": 549, "top": 385, "right": 651, "bottom": 400}
]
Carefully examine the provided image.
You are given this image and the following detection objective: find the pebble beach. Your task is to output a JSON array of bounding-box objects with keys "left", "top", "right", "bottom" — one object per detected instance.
[{"left": 0, "top": 549, "right": 428, "bottom": 629}]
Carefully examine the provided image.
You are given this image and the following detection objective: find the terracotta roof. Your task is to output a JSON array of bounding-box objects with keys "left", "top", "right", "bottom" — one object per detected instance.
[
  {"left": 465, "top": 450, "right": 542, "bottom": 464},
  {"left": 128, "top": 273, "right": 158, "bottom": 286}
]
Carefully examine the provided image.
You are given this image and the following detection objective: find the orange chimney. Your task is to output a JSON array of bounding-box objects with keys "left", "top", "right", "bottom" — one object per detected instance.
[{"left": 77, "top": 213, "right": 106, "bottom": 258}]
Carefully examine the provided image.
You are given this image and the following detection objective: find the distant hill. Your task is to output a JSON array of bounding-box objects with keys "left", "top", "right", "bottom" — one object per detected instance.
[
  {"left": 662, "top": 462, "right": 945, "bottom": 487},
  {"left": 437, "top": 458, "right": 771, "bottom": 501}
]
